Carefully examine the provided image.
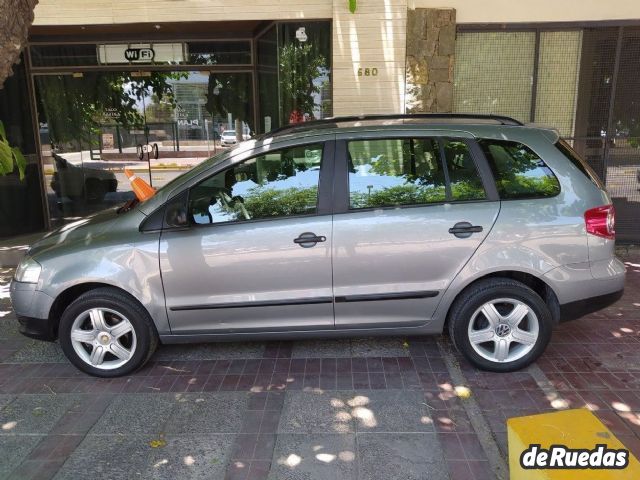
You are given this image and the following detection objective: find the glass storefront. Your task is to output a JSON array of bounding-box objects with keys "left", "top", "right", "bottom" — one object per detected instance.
[
  {"left": 0, "top": 55, "right": 46, "bottom": 238},
  {"left": 28, "top": 21, "right": 332, "bottom": 228}
]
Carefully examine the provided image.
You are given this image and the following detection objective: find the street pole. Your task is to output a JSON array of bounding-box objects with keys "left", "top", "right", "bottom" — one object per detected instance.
[{"left": 205, "top": 119, "right": 211, "bottom": 157}]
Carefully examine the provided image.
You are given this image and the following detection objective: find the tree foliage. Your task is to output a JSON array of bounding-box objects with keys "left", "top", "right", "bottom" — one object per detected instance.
[
  {"left": 279, "top": 42, "right": 327, "bottom": 118},
  {"left": 205, "top": 73, "right": 253, "bottom": 129},
  {"left": 37, "top": 71, "right": 184, "bottom": 147},
  {"left": 0, "top": 120, "right": 26, "bottom": 179}
]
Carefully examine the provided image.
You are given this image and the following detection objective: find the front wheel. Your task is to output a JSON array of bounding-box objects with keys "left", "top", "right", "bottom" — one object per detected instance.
[
  {"left": 448, "top": 278, "right": 553, "bottom": 372},
  {"left": 59, "top": 287, "right": 158, "bottom": 377}
]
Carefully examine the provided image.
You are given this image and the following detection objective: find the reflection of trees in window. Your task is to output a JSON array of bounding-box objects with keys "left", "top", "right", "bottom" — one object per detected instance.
[
  {"left": 443, "top": 140, "right": 486, "bottom": 201},
  {"left": 347, "top": 138, "right": 486, "bottom": 208},
  {"left": 240, "top": 186, "right": 318, "bottom": 218},
  {"left": 191, "top": 145, "right": 322, "bottom": 223},
  {"left": 348, "top": 139, "right": 446, "bottom": 209},
  {"left": 205, "top": 73, "right": 253, "bottom": 140},
  {"left": 37, "top": 72, "right": 185, "bottom": 147},
  {"left": 279, "top": 42, "right": 328, "bottom": 122},
  {"left": 479, "top": 139, "right": 560, "bottom": 199},
  {"left": 351, "top": 184, "right": 446, "bottom": 209}
]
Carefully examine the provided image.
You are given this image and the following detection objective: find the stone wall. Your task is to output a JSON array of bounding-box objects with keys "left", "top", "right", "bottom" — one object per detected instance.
[{"left": 405, "top": 8, "right": 456, "bottom": 113}]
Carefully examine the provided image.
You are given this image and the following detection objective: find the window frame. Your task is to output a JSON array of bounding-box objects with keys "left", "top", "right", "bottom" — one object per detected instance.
[
  {"left": 477, "top": 138, "right": 562, "bottom": 201},
  {"left": 332, "top": 133, "right": 499, "bottom": 215},
  {"left": 183, "top": 140, "right": 333, "bottom": 229}
]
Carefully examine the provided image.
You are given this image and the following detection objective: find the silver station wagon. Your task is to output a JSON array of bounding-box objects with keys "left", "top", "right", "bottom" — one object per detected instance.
[{"left": 11, "top": 114, "right": 625, "bottom": 377}]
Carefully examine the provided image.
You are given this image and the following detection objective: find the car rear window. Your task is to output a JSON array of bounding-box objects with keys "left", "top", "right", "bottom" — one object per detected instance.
[
  {"left": 554, "top": 139, "right": 605, "bottom": 189},
  {"left": 478, "top": 139, "right": 561, "bottom": 200}
]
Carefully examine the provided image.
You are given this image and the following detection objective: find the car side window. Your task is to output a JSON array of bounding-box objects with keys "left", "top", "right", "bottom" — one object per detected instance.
[
  {"left": 442, "top": 139, "right": 487, "bottom": 201},
  {"left": 347, "top": 138, "right": 446, "bottom": 209},
  {"left": 478, "top": 139, "right": 561, "bottom": 199},
  {"left": 188, "top": 143, "right": 323, "bottom": 224},
  {"left": 347, "top": 137, "right": 485, "bottom": 209}
]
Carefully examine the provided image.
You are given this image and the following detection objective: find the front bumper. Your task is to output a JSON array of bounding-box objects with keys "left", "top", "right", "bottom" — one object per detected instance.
[
  {"left": 9, "top": 280, "right": 56, "bottom": 340},
  {"left": 17, "top": 315, "right": 56, "bottom": 341}
]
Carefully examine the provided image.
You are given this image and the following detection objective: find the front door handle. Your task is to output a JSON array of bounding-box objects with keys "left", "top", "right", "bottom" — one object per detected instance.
[
  {"left": 294, "top": 232, "right": 327, "bottom": 248},
  {"left": 449, "top": 222, "right": 483, "bottom": 238}
]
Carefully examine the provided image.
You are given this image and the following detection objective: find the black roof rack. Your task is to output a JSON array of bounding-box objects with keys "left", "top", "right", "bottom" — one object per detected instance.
[{"left": 261, "top": 113, "right": 523, "bottom": 139}]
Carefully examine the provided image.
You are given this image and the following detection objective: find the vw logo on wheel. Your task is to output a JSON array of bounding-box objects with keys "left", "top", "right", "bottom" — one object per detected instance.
[{"left": 495, "top": 323, "right": 511, "bottom": 337}]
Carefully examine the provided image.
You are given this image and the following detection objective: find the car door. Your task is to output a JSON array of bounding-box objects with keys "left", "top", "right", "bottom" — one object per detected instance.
[
  {"left": 159, "top": 139, "right": 335, "bottom": 334},
  {"left": 331, "top": 131, "right": 500, "bottom": 329}
]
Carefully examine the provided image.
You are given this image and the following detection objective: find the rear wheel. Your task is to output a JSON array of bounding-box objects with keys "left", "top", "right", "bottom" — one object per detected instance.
[
  {"left": 448, "top": 278, "right": 552, "bottom": 372},
  {"left": 59, "top": 288, "right": 158, "bottom": 377}
]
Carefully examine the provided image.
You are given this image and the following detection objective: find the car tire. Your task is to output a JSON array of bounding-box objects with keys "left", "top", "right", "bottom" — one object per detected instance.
[
  {"left": 58, "top": 287, "right": 158, "bottom": 377},
  {"left": 448, "top": 278, "right": 552, "bottom": 372}
]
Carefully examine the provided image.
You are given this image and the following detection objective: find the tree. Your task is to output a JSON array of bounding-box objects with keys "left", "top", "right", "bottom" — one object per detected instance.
[
  {"left": 0, "top": 0, "right": 38, "bottom": 179},
  {"left": 37, "top": 72, "right": 184, "bottom": 148},
  {"left": 279, "top": 42, "right": 327, "bottom": 122},
  {"left": 0, "top": 0, "right": 38, "bottom": 88},
  {"left": 205, "top": 73, "right": 253, "bottom": 142},
  {"left": 0, "top": 121, "right": 26, "bottom": 179}
]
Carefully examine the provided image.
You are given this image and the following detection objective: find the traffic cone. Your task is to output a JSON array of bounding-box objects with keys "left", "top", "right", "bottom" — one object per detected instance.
[{"left": 124, "top": 168, "right": 156, "bottom": 201}]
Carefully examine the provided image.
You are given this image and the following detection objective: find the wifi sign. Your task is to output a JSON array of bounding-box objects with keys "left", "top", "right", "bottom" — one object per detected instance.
[{"left": 124, "top": 48, "right": 155, "bottom": 62}]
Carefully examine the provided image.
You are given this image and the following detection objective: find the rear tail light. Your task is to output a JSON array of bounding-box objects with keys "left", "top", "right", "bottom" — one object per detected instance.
[{"left": 584, "top": 204, "right": 615, "bottom": 240}]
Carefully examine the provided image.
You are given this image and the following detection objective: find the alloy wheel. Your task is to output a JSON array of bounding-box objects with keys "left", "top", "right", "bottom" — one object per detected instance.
[
  {"left": 467, "top": 298, "right": 539, "bottom": 363},
  {"left": 69, "top": 307, "right": 137, "bottom": 370}
]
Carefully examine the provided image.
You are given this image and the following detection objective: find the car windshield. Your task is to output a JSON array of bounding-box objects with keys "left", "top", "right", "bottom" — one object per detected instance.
[{"left": 224, "top": 131, "right": 235, "bottom": 136}]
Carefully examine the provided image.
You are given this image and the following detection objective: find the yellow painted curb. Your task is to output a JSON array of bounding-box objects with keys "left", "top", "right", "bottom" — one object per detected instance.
[{"left": 508, "top": 408, "right": 640, "bottom": 479}]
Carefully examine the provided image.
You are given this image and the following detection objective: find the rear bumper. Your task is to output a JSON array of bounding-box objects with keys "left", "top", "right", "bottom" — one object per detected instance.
[
  {"left": 559, "top": 288, "right": 624, "bottom": 322},
  {"left": 543, "top": 257, "right": 626, "bottom": 305}
]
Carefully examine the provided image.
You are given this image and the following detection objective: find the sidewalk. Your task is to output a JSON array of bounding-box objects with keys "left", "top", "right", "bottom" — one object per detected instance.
[{"left": 0, "top": 255, "right": 639, "bottom": 479}]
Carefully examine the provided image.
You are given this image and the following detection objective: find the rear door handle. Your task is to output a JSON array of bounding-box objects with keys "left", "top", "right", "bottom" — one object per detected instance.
[
  {"left": 449, "top": 222, "right": 483, "bottom": 238},
  {"left": 294, "top": 232, "right": 326, "bottom": 248}
]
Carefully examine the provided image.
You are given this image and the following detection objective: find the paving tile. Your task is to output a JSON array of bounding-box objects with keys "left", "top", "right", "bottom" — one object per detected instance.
[
  {"left": 291, "top": 340, "right": 352, "bottom": 358},
  {"left": 352, "top": 390, "right": 434, "bottom": 433},
  {"left": 152, "top": 342, "right": 265, "bottom": 360},
  {"left": 53, "top": 433, "right": 232, "bottom": 479},
  {"left": 278, "top": 391, "right": 355, "bottom": 434},
  {"left": 0, "top": 394, "right": 82, "bottom": 434},
  {"left": 357, "top": 433, "right": 448, "bottom": 480},
  {"left": 351, "top": 337, "right": 409, "bottom": 357},
  {"left": 89, "top": 393, "right": 174, "bottom": 434},
  {"left": 6, "top": 340, "right": 67, "bottom": 363},
  {"left": 0, "top": 435, "right": 44, "bottom": 478},
  {"left": 268, "top": 433, "right": 356, "bottom": 480},
  {"left": 164, "top": 392, "right": 248, "bottom": 434}
]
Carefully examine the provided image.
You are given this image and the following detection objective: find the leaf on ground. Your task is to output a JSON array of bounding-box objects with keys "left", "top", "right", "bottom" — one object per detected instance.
[
  {"left": 454, "top": 385, "right": 472, "bottom": 399},
  {"left": 402, "top": 341, "right": 409, "bottom": 348},
  {"left": 149, "top": 438, "right": 167, "bottom": 448}
]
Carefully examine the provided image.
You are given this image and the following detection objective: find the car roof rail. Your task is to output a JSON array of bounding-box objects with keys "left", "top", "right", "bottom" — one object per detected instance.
[{"left": 260, "top": 113, "right": 524, "bottom": 139}]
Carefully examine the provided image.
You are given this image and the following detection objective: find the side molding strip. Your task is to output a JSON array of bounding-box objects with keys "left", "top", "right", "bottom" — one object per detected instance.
[
  {"left": 335, "top": 291, "right": 439, "bottom": 303},
  {"left": 170, "top": 296, "right": 334, "bottom": 311}
]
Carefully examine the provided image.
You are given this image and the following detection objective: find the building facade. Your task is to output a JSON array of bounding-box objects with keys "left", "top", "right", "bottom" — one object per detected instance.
[{"left": 1, "top": 0, "right": 640, "bottom": 241}]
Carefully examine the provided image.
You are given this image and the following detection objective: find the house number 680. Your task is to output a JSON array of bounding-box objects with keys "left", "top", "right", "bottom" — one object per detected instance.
[{"left": 357, "top": 67, "right": 378, "bottom": 77}]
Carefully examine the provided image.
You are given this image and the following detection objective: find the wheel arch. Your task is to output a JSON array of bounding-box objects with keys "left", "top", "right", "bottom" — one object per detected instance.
[
  {"left": 443, "top": 269, "right": 561, "bottom": 329},
  {"left": 48, "top": 282, "right": 155, "bottom": 340}
]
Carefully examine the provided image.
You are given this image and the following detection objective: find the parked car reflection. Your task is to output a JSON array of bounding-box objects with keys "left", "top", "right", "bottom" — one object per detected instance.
[{"left": 51, "top": 153, "right": 118, "bottom": 203}]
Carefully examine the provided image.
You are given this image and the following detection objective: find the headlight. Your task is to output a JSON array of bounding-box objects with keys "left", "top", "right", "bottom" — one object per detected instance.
[{"left": 15, "top": 257, "right": 42, "bottom": 283}]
